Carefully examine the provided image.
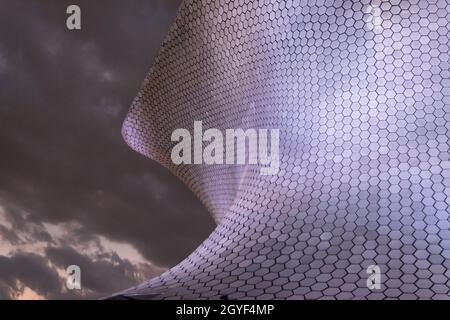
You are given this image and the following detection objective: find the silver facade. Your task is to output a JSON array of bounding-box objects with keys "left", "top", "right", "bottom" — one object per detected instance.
[{"left": 118, "top": 0, "right": 450, "bottom": 299}]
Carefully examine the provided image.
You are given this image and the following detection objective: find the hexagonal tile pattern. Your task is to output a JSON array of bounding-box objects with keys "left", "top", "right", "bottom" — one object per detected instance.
[{"left": 117, "top": 0, "right": 450, "bottom": 299}]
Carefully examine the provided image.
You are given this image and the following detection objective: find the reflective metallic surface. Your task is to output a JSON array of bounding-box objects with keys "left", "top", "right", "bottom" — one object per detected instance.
[{"left": 119, "top": 0, "right": 450, "bottom": 299}]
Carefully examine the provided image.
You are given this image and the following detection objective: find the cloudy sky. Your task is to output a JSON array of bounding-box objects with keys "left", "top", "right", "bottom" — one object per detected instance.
[{"left": 0, "top": 0, "right": 214, "bottom": 299}]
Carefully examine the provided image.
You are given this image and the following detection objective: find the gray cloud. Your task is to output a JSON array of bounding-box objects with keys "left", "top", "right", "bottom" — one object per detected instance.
[
  {"left": 0, "top": 252, "right": 61, "bottom": 299},
  {"left": 0, "top": 224, "right": 22, "bottom": 245},
  {"left": 46, "top": 246, "right": 160, "bottom": 298},
  {"left": 0, "top": 202, "right": 168, "bottom": 299},
  {"left": 0, "top": 247, "right": 164, "bottom": 299},
  {"left": 0, "top": 0, "right": 215, "bottom": 298}
]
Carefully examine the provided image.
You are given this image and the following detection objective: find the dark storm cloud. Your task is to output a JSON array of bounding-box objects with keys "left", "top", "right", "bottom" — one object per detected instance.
[
  {"left": 46, "top": 246, "right": 158, "bottom": 298},
  {"left": 0, "top": 247, "right": 162, "bottom": 299},
  {"left": 0, "top": 202, "right": 167, "bottom": 299},
  {"left": 0, "top": 252, "right": 61, "bottom": 299},
  {"left": 1, "top": 203, "right": 54, "bottom": 244},
  {"left": 0, "top": 0, "right": 215, "bottom": 297},
  {"left": 0, "top": 225, "right": 22, "bottom": 245}
]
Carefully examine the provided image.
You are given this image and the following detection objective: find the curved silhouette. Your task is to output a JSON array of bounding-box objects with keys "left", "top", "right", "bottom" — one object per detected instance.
[{"left": 117, "top": 0, "right": 450, "bottom": 299}]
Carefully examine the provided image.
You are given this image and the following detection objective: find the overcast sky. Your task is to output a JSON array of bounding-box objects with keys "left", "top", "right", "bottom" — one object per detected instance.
[{"left": 0, "top": 0, "right": 215, "bottom": 299}]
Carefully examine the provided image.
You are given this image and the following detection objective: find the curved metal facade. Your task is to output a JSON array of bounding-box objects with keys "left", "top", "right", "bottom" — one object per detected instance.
[{"left": 118, "top": 0, "right": 450, "bottom": 299}]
